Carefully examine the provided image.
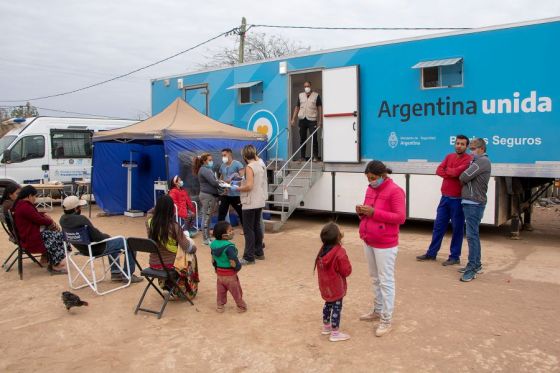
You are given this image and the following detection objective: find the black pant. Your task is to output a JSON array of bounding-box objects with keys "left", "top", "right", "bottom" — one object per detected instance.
[
  {"left": 298, "top": 118, "right": 319, "bottom": 159},
  {"left": 323, "top": 298, "right": 343, "bottom": 329},
  {"left": 217, "top": 195, "right": 243, "bottom": 226},
  {"left": 242, "top": 208, "right": 264, "bottom": 262}
]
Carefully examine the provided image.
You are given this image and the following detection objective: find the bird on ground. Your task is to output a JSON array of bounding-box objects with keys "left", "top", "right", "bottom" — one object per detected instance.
[{"left": 61, "top": 291, "right": 88, "bottom": 311}]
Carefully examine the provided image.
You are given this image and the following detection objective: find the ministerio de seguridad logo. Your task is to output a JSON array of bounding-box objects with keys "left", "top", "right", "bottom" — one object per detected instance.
[{"left": 247, "top": 110, "right": 279, "bottom": 141}]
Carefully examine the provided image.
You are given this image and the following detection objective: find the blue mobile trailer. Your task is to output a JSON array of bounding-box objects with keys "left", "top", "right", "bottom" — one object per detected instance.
[{"left": 151, "top": 17, "right": 559, "bottom": 233}]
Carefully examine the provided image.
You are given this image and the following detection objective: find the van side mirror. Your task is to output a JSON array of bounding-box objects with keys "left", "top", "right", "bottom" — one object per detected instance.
[{"left": 1, "top": 149, "right": 10, "bottom": 163}]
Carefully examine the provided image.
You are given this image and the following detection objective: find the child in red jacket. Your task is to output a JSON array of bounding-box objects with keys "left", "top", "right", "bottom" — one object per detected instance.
[
  {"left": 168, "top": 175, "right": 197, "bottom": 237},
  {"left": 315, "top": 222, "right": 352, "bottom": 342}
]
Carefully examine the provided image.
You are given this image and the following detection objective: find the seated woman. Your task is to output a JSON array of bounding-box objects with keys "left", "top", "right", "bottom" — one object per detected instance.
[
  {"left": 11, "top": 185, "right": 67, "bottom": 274},
  {"left": 0, "top": 183, "right": 20, "bottom": 226},
  {"left": 146, "top": 195, "right": 199, "bottom": 300},
  {"left": 168, "top": 175, "right": 197, "bottom": 237}
]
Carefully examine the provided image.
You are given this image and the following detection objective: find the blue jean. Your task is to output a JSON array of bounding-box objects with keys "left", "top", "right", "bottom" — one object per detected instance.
[
  {"left": 104, "top": 239, "right": 136, "bottom": 275},
  {"left": 462, "top": 203, "right": 485, "bottom": 270},
  {"left": 426, "top": 196, "right": 465, "bottom": 260}
]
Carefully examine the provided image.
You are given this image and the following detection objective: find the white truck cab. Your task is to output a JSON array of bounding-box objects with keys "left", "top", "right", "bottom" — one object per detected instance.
[{"left": 0, "top": 117, "right": 137, "bottom": 188}]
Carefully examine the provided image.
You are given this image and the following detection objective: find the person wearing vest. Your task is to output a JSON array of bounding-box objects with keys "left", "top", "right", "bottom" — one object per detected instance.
[
  {"left": 228, "top": 145, "right": 267, "bottom": 265},
  {"left": 291, "top": 81, "right": 322, "bottom": 161},
  {"left": 210, "top": 221, "right": 246, "bottom": 313}
]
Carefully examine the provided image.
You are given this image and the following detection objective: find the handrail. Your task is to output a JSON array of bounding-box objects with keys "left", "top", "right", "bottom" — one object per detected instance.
[
  {"left": 258, "top": 127, "right": 288, "bottom": 175},
  {"left": 258, "top": 127, "right": 287, "bottom": 157},
  {"left": 276, "top": 126, "right": 320, "bottom": 176}
]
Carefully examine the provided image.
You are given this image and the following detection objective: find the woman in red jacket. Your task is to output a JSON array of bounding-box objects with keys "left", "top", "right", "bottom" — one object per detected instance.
[
  {"left": 12, "top": 185, "right": 67, "bottom": 274},
  {"left": 168, "top": 175, "right": 197, "bottom": 237},
  {"left": 356, "top": 160, "right": 406, "bottom": 337},
  {"left": 315, "top": 222, "right": 352, "bottom": 342}
]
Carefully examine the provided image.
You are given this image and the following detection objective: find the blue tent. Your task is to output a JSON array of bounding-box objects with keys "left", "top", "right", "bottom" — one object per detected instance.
[{"left": 92, "top": 98, "right": 267, "bottom": 214}]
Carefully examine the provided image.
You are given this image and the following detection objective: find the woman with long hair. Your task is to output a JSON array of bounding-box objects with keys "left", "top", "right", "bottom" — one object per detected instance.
[
  {"left": 356, "top": 160, "right": 406, "bottom": 337},
  {"left": 147, "top": 195, "right": 199, "bottom": 300},
  {"left": 11, "top": 185, "right": 67, "bottom": 273},
  {"left": 1, "top": 183, "right": 20, "bottom": 227},
  {"left": 193, "top": 152, "right": 220, "bottom": 245}
]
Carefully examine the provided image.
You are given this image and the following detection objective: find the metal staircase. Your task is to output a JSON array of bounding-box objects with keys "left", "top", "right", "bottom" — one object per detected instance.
[{"left": 259, "top": 127, "right": 323, "bottom": 232}]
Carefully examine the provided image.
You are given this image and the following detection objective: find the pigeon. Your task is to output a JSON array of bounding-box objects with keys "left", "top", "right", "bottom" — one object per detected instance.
[{"left": 61, "top": 291, "right": 88, "bottom": 311}]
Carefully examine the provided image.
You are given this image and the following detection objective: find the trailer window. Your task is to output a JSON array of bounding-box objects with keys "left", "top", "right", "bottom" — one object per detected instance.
[
  {"left": 9, "top": 135, "right": 45, "bottom": 163},
  {"left": 239, "top": 83, "right": 263, "bottom": 104},
  {"left": 51, "top": 131, "right": 92, "bottom": 158},
  {"left": 421, "top": 61, "right": 463, "bottom": 89}
]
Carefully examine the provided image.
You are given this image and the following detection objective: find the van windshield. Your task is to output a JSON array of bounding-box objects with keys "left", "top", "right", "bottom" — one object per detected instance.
[{"left": 0, "top": 135, "right": 16, "bottom": 154}]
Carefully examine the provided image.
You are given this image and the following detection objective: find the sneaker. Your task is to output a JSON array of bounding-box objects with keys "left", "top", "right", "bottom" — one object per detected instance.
[
  {"left": 255, "top": 255, "right": 265, "bottom": 261},
  {"left": 128, "top": 274, "right": 144, "bottom": 284},
  {"left": 375, "top": 322, "right": 393, "bottom": 337},
  {"left": 216, "top": 306, "right": 225, "bottom": 313},
  {"left": 416, "top": 254, "right": 436, "bottom": 261},
  {"left": 460, "top": 270, "right": 477, "bottom": 282},
  {"left": 359, "top": 310, "right": 381, "bottom": 322},
  {"left": 203, "top": 239, "right": 210, "bottom": 245},
  {"left": 236, "top": 307, "right": 247, "bottom": 313},
  {"left": 458, "top": 265, "right": 484, "bottom": 274},
  {"left": 239, "top": 258, "right": 255, "bottom": 266},
  {"left": 442, "top": 258, "right": 460, "bottom": 266},
  {"left": 111, "top": 273, "right": 124, "bottom": 282},
  {"left": 321, "top": 324, "right": 332, "bottom": 335},
  {"left": 188, "top": 230, "right": 198, "bottom": 238},
  {"left": 329, "top": 330, "right": 350, "bottom": 342}
]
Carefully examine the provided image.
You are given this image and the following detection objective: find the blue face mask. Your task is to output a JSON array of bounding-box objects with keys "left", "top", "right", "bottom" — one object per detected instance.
[
  {"left": 206, "top": 161, "right": 214, "bottom": 168},
  {"left": 178, "top": 180, "right": 184, "bottom": 187},
  {"left": 369, "top": 177, "right": 384, "bottom": 188}
]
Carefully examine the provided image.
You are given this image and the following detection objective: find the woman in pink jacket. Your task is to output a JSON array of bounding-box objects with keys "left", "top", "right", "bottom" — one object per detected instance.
[{"left": 356, "top": 160, "right": 406, "bottom": 337}]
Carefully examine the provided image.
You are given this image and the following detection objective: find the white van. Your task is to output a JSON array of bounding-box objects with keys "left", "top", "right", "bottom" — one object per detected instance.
[{"left": 0, "top": 117, "right": 137, "bottom": 188}]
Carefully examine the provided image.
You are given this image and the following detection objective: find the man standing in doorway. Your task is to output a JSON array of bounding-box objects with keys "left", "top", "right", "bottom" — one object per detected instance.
[
  {"left": 290, "top": 81, "right": 322, "bottom": 161},
  {"left": 458, "top": 138, "right": 491, "bottom": 282},
  {"left": 416, "top": 135, "right": 472, "bottom": 266},
  {"left": 218, "top": 148, "right": 244, "bottom": 229}
]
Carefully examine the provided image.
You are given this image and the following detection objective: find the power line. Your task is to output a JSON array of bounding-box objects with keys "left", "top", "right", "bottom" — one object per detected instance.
[
  {"left": 250, "top": 24, "right": 472, "bottom": 31},
  {"left": 0, "top": 27, "right": 239, "bottom": 103}
]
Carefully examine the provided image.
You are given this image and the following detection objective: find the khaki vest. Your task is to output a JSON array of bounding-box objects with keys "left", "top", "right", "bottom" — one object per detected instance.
[
  {"left": 240, "top": 161, "right": 267, "bottom": 210},
  {"left": 298, "top": 91, "right": 319, "bottom": 121}
]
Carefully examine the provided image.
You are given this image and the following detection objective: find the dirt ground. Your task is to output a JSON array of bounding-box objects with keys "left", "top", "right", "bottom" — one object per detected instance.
[{"left": 1, "top": 205, "right": 559, "bottom": 373}]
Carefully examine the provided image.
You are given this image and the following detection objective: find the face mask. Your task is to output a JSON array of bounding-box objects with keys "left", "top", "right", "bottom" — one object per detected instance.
[
  {"left": 369, "top": 177, "right": 384, "bottom": 188},
  {"left": 222, "top": 156, "right": 229, "bottom": 164},
  {"left": 222, "top": 232, "right": 234, "bottom": 240},
  {"left": 304, "top": 87, "right": 311, "bottom": 93},
  {"left": 178, "top": 180, "right": 184, "bottom": 187},
  {"left": 206, "top": 161, "right": 214, "bottom": 168}
]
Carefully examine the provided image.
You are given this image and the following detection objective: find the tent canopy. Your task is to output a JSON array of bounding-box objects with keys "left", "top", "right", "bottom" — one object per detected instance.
[{"left": 93, "top": 98, "right": 267, "bottom": 142}]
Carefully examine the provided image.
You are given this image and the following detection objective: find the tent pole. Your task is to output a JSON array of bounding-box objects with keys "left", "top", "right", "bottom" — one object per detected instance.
[
  {"left": 164, "top": 153, "right": 170, "bottom": 181},
  {"left": 89, "top": 143, "right": 94, "bottom": 218}
]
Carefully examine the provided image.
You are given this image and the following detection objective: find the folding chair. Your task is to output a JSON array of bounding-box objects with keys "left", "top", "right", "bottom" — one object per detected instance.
[
  {"left": 127, "top": 237, "right": 193, "bottom": 319},
  {"left": 3, "top": 211, "right": 43, "bottom": 279},
  {"left": 63, "top": 226, "right": 131, "bottom": 295},
  {"left": 174, "top": 202, "right": 199, "bottom": 235}
]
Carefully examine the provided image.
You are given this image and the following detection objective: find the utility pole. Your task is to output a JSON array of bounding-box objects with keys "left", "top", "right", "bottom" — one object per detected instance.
[{"left": 238, "top": 17, "right": 247, "bottom": 64}]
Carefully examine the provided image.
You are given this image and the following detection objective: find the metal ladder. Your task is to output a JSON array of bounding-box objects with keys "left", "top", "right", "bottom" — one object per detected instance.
[{"left": 259, "top": 127, "right": 323, "bottom": 232}]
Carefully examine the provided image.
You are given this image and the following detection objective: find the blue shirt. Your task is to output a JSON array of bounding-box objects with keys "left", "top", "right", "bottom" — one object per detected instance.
[{"left": 219, "top": 160, "right": 244, "bottom": 197}]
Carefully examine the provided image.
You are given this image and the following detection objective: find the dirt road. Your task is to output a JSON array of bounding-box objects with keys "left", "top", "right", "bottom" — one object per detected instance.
[{"left": 1, "top": 206, "right": 558, "bottom": 372}]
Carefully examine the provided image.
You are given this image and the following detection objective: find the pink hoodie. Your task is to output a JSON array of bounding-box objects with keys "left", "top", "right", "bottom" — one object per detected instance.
[{"left": 359, "top": 177, "right": 406, "bottom": 248}]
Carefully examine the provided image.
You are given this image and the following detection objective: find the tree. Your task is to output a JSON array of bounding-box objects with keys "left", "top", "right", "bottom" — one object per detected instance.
[
  {"left": 10, "top": 102, "right": 39, "bottom": 118},
  {"left": 200, "top": 32, "right": 311, "bottom": 68}
]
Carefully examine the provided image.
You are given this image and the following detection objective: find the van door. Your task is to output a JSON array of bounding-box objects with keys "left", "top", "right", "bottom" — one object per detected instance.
[
  {"left": 322, "top": 66, "right": 360, "bottom": 163},
  {"left": 5, "top": 135, "right": 46, "bottom": 183},
  {"left": 50, "top": 129, "right": 93, "bottom": 182}
]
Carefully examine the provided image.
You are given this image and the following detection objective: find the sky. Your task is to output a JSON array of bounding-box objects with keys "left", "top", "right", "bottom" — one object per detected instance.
[{"left": 0, "top": 0, "right": 558, "bottom": 119}]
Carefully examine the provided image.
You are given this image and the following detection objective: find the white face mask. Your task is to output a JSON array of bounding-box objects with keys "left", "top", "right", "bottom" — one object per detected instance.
[
  {"left": 222, "top": 156, "right": 229, "bottom": 164},
  {"left": 304, "top": 87, "right": 311, "bottom": 93}
]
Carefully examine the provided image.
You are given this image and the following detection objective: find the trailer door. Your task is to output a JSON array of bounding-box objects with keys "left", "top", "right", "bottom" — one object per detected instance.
[{"left": 322, "top": 66, "right": 360, "bottom": 163}]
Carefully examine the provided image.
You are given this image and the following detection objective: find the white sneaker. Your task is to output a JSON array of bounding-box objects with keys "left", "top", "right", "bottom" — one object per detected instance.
[
  {"left": 375, "top": 322, "right": 392, "bottom": 337},
  {"left": 359, "top": 310, "right": 381, "bottom": 322},
  {"left": 329, "top": 331, "right": 351, "bottom": 342},
  {"left": 321, "top": 324, "right": 332, "bottom": 335}
]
